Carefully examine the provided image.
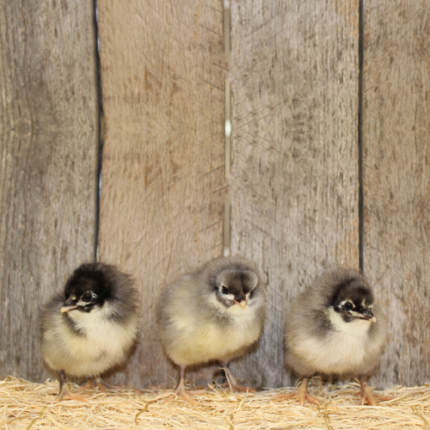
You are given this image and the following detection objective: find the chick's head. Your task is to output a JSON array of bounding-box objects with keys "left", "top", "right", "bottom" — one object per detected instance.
[
  {"left": 214, "top": 268, "right": 259, "bottom": 309},
  {"left": 61, "top": 265, "right": 113, "bottom": 314},
  {"left": 330, "top": 280, "right": 376, "bottom": 324}
]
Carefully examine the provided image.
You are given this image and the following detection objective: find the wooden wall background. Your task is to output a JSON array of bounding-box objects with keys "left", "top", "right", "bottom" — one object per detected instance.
[
  {"left": 0, "top": 0, "right": 98, "bottom": 381},
  {"left": 1, "top": 0, "right": 429, "bottom": 389}
]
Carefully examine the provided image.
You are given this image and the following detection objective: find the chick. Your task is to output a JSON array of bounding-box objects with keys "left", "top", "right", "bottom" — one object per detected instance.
[
  {"left": 282, "top": 268, "right": 390, "bottom": 406},
  {"left": 157, "top": 256, "right": 266, "bottom": 402},
  {"left": 41, "top": 262, "right": 139, "bottom": 401}
]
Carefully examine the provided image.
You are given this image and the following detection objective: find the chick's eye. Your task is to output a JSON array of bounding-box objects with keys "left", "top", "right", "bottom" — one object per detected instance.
[
  {"left": 221, "top": 286, "right": 229, "bottom": 295},
  {"left": 81, "top": 292, "right": 93, "bottom": 302},
  {"left": 344, "top": 302, "right": 353, "bottom": 311},
  {"left": 249, "top": 289, "right": 255, "bottom": 298}
]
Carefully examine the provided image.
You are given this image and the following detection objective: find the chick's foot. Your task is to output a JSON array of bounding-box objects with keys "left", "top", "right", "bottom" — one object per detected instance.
[
  {"left": 359, "top": 376, "right": 396, "bottom": 406},
  {"left": 79, "top": 377, "right": 143, "bottom": 394},
  {"left": 276, "top": 378, "right": 320, "bottom": 406},
  {"left": 57, "top": 386, "right": 87, "bottom": 402},
  {"left": 220, "top": 361, "right": 256, "bottom": 394}
]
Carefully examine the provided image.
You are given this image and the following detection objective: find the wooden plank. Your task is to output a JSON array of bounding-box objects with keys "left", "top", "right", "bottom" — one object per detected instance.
[
  {"left": 362, "top": 0, "right": 430, "bottom": 386},
  {"left": 229, "top": 0, "right": 360, "bottom": 388},
  {"left": 97, "top": 0, "right": 226, "bottom": 387},
  {"left": 0, "top": 1, "right": 98, "bottom": 380}
]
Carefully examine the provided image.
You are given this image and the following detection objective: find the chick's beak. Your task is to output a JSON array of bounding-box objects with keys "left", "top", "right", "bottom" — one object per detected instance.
[
  {"left": 233, "top": 296, "right": 247, "bottom": 308},
  {"left": 61, "top": 297, "right": 78, "bottom": 313},
  {"left": 360, "top": 307, "right": 377, "bottom": 322}
]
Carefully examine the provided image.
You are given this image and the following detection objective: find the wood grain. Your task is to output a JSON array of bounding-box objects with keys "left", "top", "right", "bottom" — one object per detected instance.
[
  {"left": 362, "top": 0, "right": 430, "bottom": 386},
  {"left": 229, "top": 0, "right": 360, "bottom": 388},
  {"left": 97, "top": 0, "right": 226, "bottom": 388},
  {"left": 0, "top": 1, "right": 98, "bottom": 380}
]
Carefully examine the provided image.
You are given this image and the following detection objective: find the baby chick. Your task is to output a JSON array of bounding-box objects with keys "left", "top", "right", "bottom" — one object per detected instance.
[
  {"left": 157, "top": 256, "right": 266, "bottom": 402},
  {"left": 41, "top": 262, "right": 139, "bottom": 401},
  {"left": 282, "top": 268, "right": 389, "bottom": 406}
]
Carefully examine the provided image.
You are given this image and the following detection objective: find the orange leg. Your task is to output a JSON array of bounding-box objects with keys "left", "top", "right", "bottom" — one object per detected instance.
[
  {"left": 276, "top": 377, "right": 320, "bottom": 406},
  {"left": 56, "top": 370, "right": 86, "bottom": 402},
  {"left": 163, "top": 366, "right": 204, "bottom": 404},
  {"left": 220, "top": 361, "right": 255, "bottom": 393},
  {"left": 359, "top": 375, "right": 396, "bottom": 406}
]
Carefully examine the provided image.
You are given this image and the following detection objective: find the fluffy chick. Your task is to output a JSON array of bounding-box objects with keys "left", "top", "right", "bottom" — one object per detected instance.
[
  {"left": 41, "top": 262, "right": 139, "bottom": 401},
  {"left": 282, "top": 268, "right": 390, "bottom": 406},
  {"left": 157, "top": 256, "right": 266, "bottom": 402}
]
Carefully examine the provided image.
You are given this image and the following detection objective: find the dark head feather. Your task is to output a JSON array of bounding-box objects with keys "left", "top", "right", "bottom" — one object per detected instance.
[
  {"left": 63, "top": 262, "right": 139, "bottom": 321},
  {"left": 326, "top": 270, "right": 375, "bottom": 323}
]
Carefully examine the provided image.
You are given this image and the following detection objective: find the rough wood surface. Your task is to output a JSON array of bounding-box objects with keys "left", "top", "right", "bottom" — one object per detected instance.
[
  {"left": 97, "top": 0, "right": 226, "bottom": 388},
  {"left": 362, "top": 0, "right": 430, "bottom": 387},
  {"left": 229, "top": 0, "right": 360, "bottom": 388},
  {"left": 2, "top": 0, "right": 428, "bottom": 391},
  {"left": 0, "top": 1, "right": 98, "bottom": 380}
]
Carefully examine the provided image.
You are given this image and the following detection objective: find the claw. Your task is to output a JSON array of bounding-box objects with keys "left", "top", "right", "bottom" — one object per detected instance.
[
  {"left": 162, "top": 390, "right": 200, "bottom": 405},
  {"left": 56, "top": 385, "right": 87, "bottom": 402},
  {"left": 55, "top": 370, "right": 87, "bottom": 402},
  {"left": 162, "top": 365, "right": 205, "bottom": 404},
  {"left": 359, "top": 375, "right": 396, "bottom": 406},
  {"left": 220, "top": 361, "right": 255, "bottom": 394},
  {"left": 276, "top": 377, "right": 320, "bottom": 406}
]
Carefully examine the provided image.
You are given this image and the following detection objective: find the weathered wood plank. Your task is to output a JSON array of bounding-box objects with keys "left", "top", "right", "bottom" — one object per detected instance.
[
  {"left": 0, "top": 1, "right": 98, "bottom": 380},
  {"left": 97, "top": 0, "right": 226, "bottom": 387},
  {"left": 229, "top": 0, "right": 360, "bottom": 388},
  {"left": 362, "top": 0, "right": 430, "bottom": 386}
]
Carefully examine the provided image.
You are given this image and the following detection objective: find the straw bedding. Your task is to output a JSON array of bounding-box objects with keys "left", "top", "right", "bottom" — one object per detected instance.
[{"left": 1, "top": 377, "right": 429, "bottom": 429}]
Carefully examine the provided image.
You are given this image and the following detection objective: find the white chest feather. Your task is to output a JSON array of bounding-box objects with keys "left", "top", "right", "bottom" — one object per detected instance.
[
  {"left": 294, "top": 308, "right": 372, "bottom": 374},
  {"left": 43, "top": 303, "right": 137, "bottom": 378}
]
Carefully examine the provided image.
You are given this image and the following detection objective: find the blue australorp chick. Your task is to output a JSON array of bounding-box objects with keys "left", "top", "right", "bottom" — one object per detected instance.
[
  {"left": 158, "top": 256, "right": 266, "bottom": 403},
  {"left": 41, "top": 262, "right": 139, "bottom": 401},
  {"left": 282, "top": 268, "right": 392, "bottom": 406}
]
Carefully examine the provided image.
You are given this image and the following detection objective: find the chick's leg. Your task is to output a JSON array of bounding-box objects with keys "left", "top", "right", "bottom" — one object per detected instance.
[
  {"left": 56, "top": 370, "right": 86, "bottom": 402},
  {"left": 276, "top": 377, "right": 320, "bottom": 406},
  {"left": 220, "top": 361, "right": 255, "bottom": 393},
  {"left": 175, "top": 366, "right": 189, "bottom": 397},
  {"left": 163, "top": 366, "right": 199, "bottom": 404},
  {"left": 359, "top": 375, "right": 395, "bottom": 406}
]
